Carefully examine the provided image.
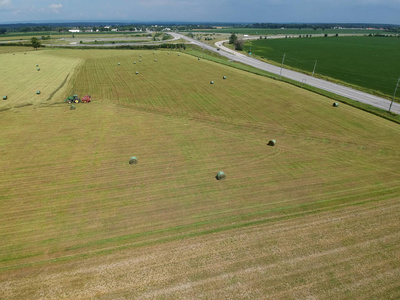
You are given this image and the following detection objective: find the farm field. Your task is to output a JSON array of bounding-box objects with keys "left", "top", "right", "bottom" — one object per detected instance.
[
  {"left": 245, "top": 36, "right": 400, "bottom": 99},
  {"left": 200, "top": 27, "right": 385, "bottom": 35},
  {"left": 0, "top": 48, "right": 400, "bottom": 299}
]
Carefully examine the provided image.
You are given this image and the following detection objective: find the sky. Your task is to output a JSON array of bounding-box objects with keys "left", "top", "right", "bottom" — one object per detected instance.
[{"left": 0, "top": 0, "right": 399, "bottom": 25}]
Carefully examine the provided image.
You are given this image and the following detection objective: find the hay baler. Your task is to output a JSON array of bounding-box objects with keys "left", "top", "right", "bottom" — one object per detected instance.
[{"left": 82, "top": 95, "right": 91, "bottom": 103}]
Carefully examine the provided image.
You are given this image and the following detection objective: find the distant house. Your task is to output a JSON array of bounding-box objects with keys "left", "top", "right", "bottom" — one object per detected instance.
[
  {"left": 69, "top": 29, "right": 81, "bottom": 33},
  {"left": 111, "top": 28, "right": 118, "bottom": 32}
]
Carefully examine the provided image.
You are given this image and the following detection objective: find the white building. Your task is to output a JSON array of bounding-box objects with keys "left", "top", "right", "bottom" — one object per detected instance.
[{"left": 69, "top": 29, "right": 81, "bottom": 33}]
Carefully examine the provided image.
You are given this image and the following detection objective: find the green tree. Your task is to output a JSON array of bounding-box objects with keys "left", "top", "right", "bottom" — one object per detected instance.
[
  {"left": 31, "top": 37, "right": 41, "bottom": 49},
  {"left": 234, "top": 39, "right": 244, "bottom": 51},
  {"left": 229, "top": 33, "right": 238, "bottom": 44}
]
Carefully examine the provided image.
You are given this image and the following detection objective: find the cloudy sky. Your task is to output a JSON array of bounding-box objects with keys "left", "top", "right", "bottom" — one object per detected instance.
[{"left": 0, "top": 0, "right": 399, "bottom": 24}]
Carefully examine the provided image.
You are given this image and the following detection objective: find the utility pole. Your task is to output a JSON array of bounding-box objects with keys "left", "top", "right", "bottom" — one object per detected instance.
[
  {"left": 280, "top": 53, "right": 285, "bottom": 78},
  {"left": 312, "top": 60, "right": 317, "bottom": 77},
  {"left": 389, "top": 76, "right": 400, "bottom": 112}
]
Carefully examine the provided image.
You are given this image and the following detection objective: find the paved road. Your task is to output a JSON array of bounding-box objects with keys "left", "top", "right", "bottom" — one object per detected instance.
[{"left": 171, "top": 32, "right": 400, "bottom": 115}]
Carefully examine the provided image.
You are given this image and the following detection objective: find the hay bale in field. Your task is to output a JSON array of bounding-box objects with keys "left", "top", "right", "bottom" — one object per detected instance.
[
  {"left": 70, "top": 105, "right": 76, "bottom": 110},
  {"left": 37, "top": 68, "right": 40, "bottom": 71},
  {"left": 333, "top": 102, "right": 339, "bottom": 107},
  {"left": 210, "top": 81, "right": 214, "bottom": 84},
  {"left": 268, "top": 139, "right": 276, "bottom": 146},
  {"left": 140, "top": 54, "right": 142, "bottom": 57},
  {"left": 134, "top": 61, "right": 136, "bottom": 64},
  {"left": 36, "top": 91, "right": 40, "bottom": 95},
  {"left": 3, "top": 96, "right": 7, "bottom": 100},
  {"left": 154, "top": 59, "right": 157, "bottom": 62},
  {"left": 136, "top": 71, "right": 139, "bottom": 74},
  {"left": 129, "top": 156, "right": 138, "bottom": 165},
  {"left": 178, "top": 54, "right": 180, "bottom": 56},
  {"left": 139, "top": 59, "right": 142, "bottom": 62},
  {"left": 198, "top": 58, "right": 201, "bottom": 60},
  {"left": 223, "top": 76, "right": 227, "bottom": 79},
  {"left": 118, "top": 63, "right": 120, "bottom": 65},
  {"left": 153, "top": 52, "right": 155, "bottom": 54},
  {"left": 216, "top": 171, "right": 226, "bottom": 180},
  {"left": 36, "top": 64, "right": 39, "bottom": 67}
]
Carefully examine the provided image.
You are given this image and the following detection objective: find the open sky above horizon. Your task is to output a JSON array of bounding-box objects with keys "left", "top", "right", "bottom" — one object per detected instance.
[{"left": 0, "top": 0, "right": 399, "bottom": 25}]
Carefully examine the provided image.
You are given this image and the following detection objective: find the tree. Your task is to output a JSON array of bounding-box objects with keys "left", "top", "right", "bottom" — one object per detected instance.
[
  {"left": 234, "top": 39, "right": 244, "bottom": 51},
  {"left": 229, "top": 33, "right": 238, "bottom": 44},
  {"left": 31, "top": 37, "right": 41, "bottom": 49}
]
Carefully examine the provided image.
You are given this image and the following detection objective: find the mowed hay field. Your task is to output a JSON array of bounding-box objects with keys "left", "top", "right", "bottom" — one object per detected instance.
[{"left": 0, "top": 48, "right": 400, "bottom": 299}]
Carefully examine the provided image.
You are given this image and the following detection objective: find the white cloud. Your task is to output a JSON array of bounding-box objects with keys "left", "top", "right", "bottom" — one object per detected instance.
[
  {"left": 49, "top": 3, "right": 62, "bottom": 13},
  {"left": 0, "top": 0, "right": 11, "bottom": 10}
]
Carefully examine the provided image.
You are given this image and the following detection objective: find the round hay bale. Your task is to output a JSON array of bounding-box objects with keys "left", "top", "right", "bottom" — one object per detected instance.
[
  {"left": 140, "top": 54, "right": 142, "bottom": 57},
  {"left": 118, "top": 63, "right": 120, "bottom": 65},
  {"left": 216, "top": 171, "right": 226, "bottom": 180},
  {"left": 129, "top": 156, "right": 138, "bottom": 165},
  {"left": 154, "top": 59, "right": 157, "bottom": 62},
  {"left": 36, "top": 90, "right": 40, "bottom": 95},
  {"left": 70, "top": 105, "right": 76, "bottom": 110},
  {"left": 37, "top": 68, "right": 40, "bottom": 71},
  {"left": 139, "top": 59, "right": 142, "bottom": 62},
  {"left": 223, "top": 76, "right": 227, "bottom": 79},
  {"left": 3, "top": 96, "right": 7, "bottom": 100},
  {"left": 178, "top": 54, "right": 180, "bottom": 56},
  {"left": 153, "top": 52, "right": 155, "bottom": 54},
  {"left": 333, "top": 102, "right": 339, "bottom": 107},
  {"left": 198, "top": 57, "right": 201, "bottom": 60},
  {"left": 136, "top": 71, "right": 139, "bottom": 74},
  {"left": 210, "top": 81, "right": 214, "bottom": 84},
  {"left": 36, "top": 64, "right": 39, "bottom": 67},
  {"left": 134, "top": 61, "right": 136, "bottom": 64},
  {"left": 268, "top": 139, "right": 276, "bottom": 146}
]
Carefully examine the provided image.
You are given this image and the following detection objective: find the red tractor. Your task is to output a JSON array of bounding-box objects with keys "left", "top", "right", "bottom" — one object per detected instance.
[{"left": 82, "top": 95, "right": 91, "bottom": 103}]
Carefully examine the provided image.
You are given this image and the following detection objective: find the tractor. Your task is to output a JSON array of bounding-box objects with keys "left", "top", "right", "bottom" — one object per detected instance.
[{"left": 66, "top": 95, "right": 81, "bottom": 104}]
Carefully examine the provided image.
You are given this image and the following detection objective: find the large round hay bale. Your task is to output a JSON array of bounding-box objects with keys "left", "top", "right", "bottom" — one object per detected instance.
[
  {"left": 268, "top": 139, "right": 276, "bottom": 146},
  {"left": 3, "top": 96, "right": 7, "bottom": 100},
  {"left": 37, "top": 68, "right": 40, "bottom": 71},
  {"left": 129, "top": 156, "right": 138, "bottom": 165},
  {"left": 136, "top": 71, "right": 139, "bottom": 74},
  {"left": 118, "top": 63, "right": 120, "bottom": 65},
  {"left": 223, "top": 76, "right": 227, "bottom": 79},
  {"left": 36, "top": 64, "right": 39, "bottom": 67},
  {"left": 36, "top": 90, "right": 41, "bottom": 95},
  {"left": 70, "top": 105, "right": 76, "bottom": 110},
  {"left": 198, "top": 57, "right": 201, "bottom": 60},
  {"left": 154, "top": 59, "right": 157, "bottom": 62},
  {"left": 139, "top": 59, "right": 142, "bottom": 62},
  {"left": 153, "top": 52, "right": 155, "bottom": 54},
  {"left": 333, "top": 102, "right": 339, "bottom": 107},
  {"left": 178, "top": 54, "right": 180, "bottom": 56},
  {"left": 216, "top": 171, "right": 226, "bottom": 180},
  {"left": 210, "top": 81, "right": 214, "bottom": 84},
  {"left": 134, "top": 61, "right": 136, "bottom": 64}
]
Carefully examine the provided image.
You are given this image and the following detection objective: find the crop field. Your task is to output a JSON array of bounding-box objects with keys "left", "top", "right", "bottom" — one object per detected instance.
[
  {"left": 200, "top": 27, "right": 385, "bottom": 35},
  {"left": 245, "top": 36, "right": 400, "bottom": 99},
  {"left": 0, "top": 48, "right": 400, "bottom": 299}
]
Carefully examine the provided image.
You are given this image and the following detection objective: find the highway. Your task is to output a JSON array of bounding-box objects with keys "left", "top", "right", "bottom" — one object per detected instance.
[{"left": 170, "top": 32, "right": 400, "bottom": 115}]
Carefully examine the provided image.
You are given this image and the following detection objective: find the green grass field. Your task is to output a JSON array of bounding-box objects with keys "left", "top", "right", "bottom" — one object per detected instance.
[
  {"left": 199, "top": 27, "right": 385, "bottom": 35},
  {"left": 245, "top": 36, "right": 400, "bottom": 99},
  {"left": 0, "top": 47, "right": 399, "bottom": 299}
]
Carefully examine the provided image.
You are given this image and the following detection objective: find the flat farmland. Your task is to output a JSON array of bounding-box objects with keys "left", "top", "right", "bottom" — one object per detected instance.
[
  {"left": 0, "top": 49, "right": 83, "bottom": 109},
  {"left": 0, "top": 49, "right": 399, "bottom": 299},
  {"left": 246, "top": 36, "right": 400, "bottom": 98}
]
